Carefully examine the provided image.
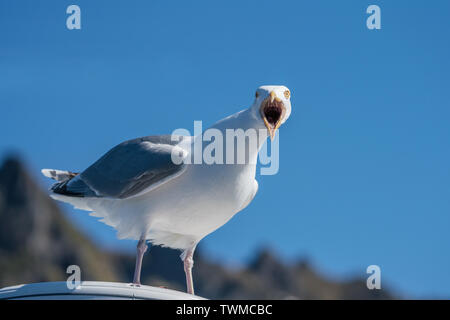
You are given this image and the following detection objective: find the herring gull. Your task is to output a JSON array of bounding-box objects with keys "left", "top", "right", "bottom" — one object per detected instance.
[{"left": 41, "top": 85, "right": 292, "bottom": 294}]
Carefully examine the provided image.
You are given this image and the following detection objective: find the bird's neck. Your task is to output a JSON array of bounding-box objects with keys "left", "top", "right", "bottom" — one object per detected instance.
[
  {"left": 195, "top": 107, "right": 269, "bottom": 162},
  {"left": 212, "top": 107, "right": 262, "bottom": 129}
]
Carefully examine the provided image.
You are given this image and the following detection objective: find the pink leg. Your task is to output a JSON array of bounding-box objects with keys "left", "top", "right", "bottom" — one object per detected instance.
[
  {"left": 182, "top": 247, "right": 195, "bottom": 295},
  {"left": 132, "top": 239, "right": 148, "bottom": 285}
]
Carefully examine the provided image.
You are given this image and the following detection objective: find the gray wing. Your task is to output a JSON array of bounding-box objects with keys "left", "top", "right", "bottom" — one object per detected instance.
[{"left": 52, "top": 135, "right": 188, "bottom": 199}]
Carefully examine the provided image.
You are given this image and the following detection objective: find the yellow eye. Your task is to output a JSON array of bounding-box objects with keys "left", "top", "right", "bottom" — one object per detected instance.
[{"left": 284, "top": 90, "right": 290, "bottom": 99}]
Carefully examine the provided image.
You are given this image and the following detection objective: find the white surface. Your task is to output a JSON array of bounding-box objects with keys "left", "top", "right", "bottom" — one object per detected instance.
[{"left": 0, "top": 281, "right": 206, "bottom": 300}]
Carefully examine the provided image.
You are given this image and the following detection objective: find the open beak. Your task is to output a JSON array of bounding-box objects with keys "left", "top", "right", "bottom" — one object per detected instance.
[{"left": 261, "top": 91, "right": 285, "bottom": 140}]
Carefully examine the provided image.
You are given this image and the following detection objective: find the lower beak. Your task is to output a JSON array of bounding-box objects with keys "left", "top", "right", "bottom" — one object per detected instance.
[{"left": 263, "top": 118, "right": 282, "bottom": 141}]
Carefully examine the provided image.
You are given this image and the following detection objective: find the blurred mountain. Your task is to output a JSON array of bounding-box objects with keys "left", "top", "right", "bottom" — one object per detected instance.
[{"left": 0, "top": 156, "right": 394, "bottom": 299}]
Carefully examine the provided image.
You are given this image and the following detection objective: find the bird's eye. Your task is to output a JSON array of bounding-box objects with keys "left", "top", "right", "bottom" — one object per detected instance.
[
  {"left": 284, "top": 90, "right": 290, "bottom": 99},
  {"left": 255, "top": 91, "right": 259, "bottom": 98}
]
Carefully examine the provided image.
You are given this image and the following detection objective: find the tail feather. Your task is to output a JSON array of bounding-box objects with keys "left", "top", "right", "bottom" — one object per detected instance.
[{"left": 41, "top": 169, "right": 78, "bottom": 182}]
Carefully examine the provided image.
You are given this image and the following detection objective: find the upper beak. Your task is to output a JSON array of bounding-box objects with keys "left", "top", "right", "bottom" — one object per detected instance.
[{"left": 270, "top": 91, "right": 277, "bottom": 103}]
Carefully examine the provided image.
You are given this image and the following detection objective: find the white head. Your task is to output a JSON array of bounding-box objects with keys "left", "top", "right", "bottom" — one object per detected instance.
[{"left": 252, "top": 85, "right": 292, "bottom": 140}]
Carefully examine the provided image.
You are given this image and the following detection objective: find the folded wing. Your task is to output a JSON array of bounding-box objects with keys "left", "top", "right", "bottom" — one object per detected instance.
[{"left": 52, "top": 135, "right": 188, "bottom": 199}]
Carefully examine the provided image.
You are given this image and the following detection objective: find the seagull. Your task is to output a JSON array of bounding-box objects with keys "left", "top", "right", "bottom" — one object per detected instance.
[{"left": 42, "top": 85, "right": 292, "bottom": 295}]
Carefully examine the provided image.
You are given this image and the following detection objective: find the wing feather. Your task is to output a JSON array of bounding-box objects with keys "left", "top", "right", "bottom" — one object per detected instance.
[{"left": 57, "top": 135, "right": 188, "bottom": 199}]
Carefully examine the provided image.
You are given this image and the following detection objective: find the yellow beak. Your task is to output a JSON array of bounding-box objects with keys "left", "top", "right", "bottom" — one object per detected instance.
[{"left": 262, "top": 91, "right": 283, "bottom": 141}]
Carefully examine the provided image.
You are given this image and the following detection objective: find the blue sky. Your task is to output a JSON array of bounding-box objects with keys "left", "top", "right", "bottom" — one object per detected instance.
[{"left": 1, "top": 1, "right": 449, "bottom": 298}]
